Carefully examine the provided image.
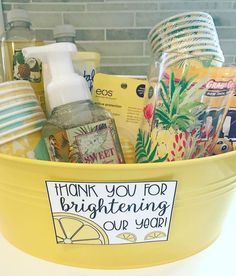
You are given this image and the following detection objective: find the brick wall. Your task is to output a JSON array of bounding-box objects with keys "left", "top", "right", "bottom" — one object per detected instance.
[{"left": 2, "top": 0, "right": 236, "bottom": 75}]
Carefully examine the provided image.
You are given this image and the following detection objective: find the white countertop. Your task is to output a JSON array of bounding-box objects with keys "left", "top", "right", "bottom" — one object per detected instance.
[{"left": 0, "top": 197, "right": 235, "bottom": 276}]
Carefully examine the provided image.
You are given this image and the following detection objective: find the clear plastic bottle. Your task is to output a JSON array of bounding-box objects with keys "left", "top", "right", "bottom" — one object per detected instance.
[
  {"left": 53, "top": 24, "right": 100, "bottom": 93},
  {"left": 1, "top": 9, "right": 46, "bottom": 112}
]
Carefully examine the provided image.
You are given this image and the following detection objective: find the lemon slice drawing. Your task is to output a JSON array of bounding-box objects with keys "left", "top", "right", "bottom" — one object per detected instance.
[
  {"left": 116, "top": 232, "right": 137, "bottom": 243},
  {"left": 144, "top": 231, "right": 166, "bottom": 240},
  {"left": 53, "top": 212, "right": 109, "bottom": 245}
]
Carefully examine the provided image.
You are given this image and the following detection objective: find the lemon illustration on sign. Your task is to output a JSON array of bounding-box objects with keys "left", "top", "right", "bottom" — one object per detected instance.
[
  {"left": 53, "top": 213, "right": 109, "bottom": 245},
  {"left": 116, "top": 232, "right": 137, "bottom": 243},
  {"left": 144, "top": 231, "right": 166, "bottom": 240}
]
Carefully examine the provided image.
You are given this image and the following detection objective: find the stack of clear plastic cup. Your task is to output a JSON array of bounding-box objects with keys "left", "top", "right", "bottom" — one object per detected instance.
[
  {"left": 148, "top": 12, "right": 224, "bottom": 67},
  {"left": 0, "top": 80, "right": 46, "bottom": 158}
]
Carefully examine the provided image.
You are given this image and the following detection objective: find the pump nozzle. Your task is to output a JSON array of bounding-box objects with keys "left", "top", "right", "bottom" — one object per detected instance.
[{"left": 22, "top": 42, "right": 91, "bottom": 115}]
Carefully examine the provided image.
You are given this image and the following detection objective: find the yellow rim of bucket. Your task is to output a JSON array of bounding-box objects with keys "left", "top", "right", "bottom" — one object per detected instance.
[{"left": 0, "top": 149, "right": 236, "bottom": 170}]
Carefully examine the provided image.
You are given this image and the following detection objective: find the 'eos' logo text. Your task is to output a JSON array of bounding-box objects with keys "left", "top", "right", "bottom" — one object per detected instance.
[{"left": 95, "top": 89, "right": 113, "bottom": 97}]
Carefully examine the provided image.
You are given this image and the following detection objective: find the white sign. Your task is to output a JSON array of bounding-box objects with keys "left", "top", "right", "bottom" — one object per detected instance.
[{"left": 46, "top": 181, "right": 177, "bottom": 245}]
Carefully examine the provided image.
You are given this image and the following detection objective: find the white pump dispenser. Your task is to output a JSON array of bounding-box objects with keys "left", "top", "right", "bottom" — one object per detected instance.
[{"left": 22, "top": 42, "right": 91, "bottom": 114}]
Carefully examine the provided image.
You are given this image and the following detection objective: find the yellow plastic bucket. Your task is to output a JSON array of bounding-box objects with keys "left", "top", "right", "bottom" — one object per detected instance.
[{"left": 0, "top": 151, "right": 235, "bottom": 269}]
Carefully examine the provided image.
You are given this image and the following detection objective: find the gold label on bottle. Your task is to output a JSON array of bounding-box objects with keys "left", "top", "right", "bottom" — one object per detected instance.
[
  {"left": 45, "top": 119, "right": 122, "bottom": 164},
  {"left": 13, "top": 49, "right": 42, "bottom": 83}
]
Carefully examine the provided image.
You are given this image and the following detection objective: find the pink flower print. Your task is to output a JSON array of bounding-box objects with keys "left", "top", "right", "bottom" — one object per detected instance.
[{"left": 143, "top": 104, "right": 154, "bottom": 120}]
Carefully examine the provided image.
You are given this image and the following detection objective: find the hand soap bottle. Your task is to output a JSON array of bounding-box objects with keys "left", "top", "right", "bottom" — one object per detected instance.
[{"left": 23, "top": 43, "right": 124, "bottom": 164}]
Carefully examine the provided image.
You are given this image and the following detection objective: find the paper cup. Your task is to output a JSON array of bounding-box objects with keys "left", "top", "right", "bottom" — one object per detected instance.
[
  {"left": 149, "top": 11, "right": 213, "bottom": 31},
  {"left": 0, "top": 84, "right": 32, "bottom": 92},
  {"left": 150, "top": 29, "right": 220, "bottom": 51},
  {"left": 150, "top": 31, "right": 220, "bottom": 52},
  {"left": 148, "top": 12, "right": 214, "bottom": 39},
  {"left": 0, "top": 106, "right": 42, "bottom": 121},
  {"left": 0, "top": 118, "right": 46, "bottom": 139},
  {"left": 0, "top": 129, "right": 42, "bottom": 158},
  {"left": 150, "top": 31, "right": 220, "bottom": 55},
  {"left": 0, "top": 111, "right": 45, "bottom": 129},
  {"left": 0, "top": 87, "right": 35, "bottom": 99},
  {"left": 150, "top": 20, "right": 216, "bottom": 41},
  {"left": 150, "top": 22, "right": 218, "bottom": 47},
  {"left": 0, "top": 94, "right": 38, "bottom": 106},
  {"left": 152, "top": 37, "right": 222, "bottom": 56},
  {"left": 153, "top": 41, "right": 221, "bottom": 57},
  {"left": 150, "top": 19, "right": 217, "bottom": 37},
  {"left": 0, "top": 80, "right": 31, "bottom": 90},
  {"left": 0, "top": 100, "right": 40, "bottom": 114},
  {"left": 151, "top": 29, "right": 219, "bottom": 45},
  {"left": 0, "top": 101, "right": 40, "bottom": 116},
  {"left": 148, "top": 12, "right": 225, "bottom": 71},
  {"left": 0, "top": 80, "right": 45, "bottom": 158}
]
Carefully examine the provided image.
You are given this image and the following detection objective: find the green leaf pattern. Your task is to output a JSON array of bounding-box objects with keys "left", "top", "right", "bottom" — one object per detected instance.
[
  {"left": 135, "top": 129, "right": 168, "bottom": 163},
  {"left": 155, "top": 67, "right": 208, "bottom": 132}
]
